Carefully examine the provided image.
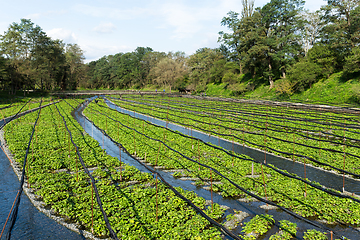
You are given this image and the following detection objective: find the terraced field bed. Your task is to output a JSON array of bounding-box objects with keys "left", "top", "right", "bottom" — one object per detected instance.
[{"left": 2, "top": 95, "right": 360, "bottom": 239}]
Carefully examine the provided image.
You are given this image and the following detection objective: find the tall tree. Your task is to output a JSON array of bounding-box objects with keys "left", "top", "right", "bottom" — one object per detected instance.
[
  {"left": 321, "top": 0, "right": 360, "bottom": 68},
  {"left": 65, "top": 43, "right": 85, "bottom": 89},
  {"left": 187, "top": 48, "right": 223, "bottom": 87},
  {"left": 219, "top": 11, "right": 243, "bottom": 73},
  {"left": 150, "top": 51, "right": 188, "bottom": 92},
  {"left": 0, "top": 19, "right": 46, "bottom": 93},
  {"left": 300, "top": 10, "right": 323, "bottom": 55},
  {"left": 0, "top": 19, "right": 75, "bottom": 92},
  {"left": 344, "top": 46, "right": 360, "bottom": 76},
  {"left": 141, "top": 51, "right": 167, "bottom": 85},
  {"left": 32, "top": 37, "right": 67, "bottom": 90},
  {"left": 260, "top": 0, "right": 305, "bottom": 86},
  {"left": 134, "top": 46, "right": 153, "bottom": 86},
  {"left": 241, "top": 0, "right": 255, "bottom": 18},
  {"left": 237, "top": 10, "right": 268, "bottom": 79},
  {"left": 0, "top": 56, "right": 9, "bottom": 89}
]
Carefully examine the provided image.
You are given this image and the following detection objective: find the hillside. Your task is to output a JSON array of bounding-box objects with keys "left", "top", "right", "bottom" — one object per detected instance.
[{"left": 202, "top": 72, "right": 360, "bottom": 107}]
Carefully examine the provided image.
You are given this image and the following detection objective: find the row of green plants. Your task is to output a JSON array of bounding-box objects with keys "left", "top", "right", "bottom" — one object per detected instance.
[
  {"left": 120, "top": 94, "right": 359, "bottom": 141},
  {"left": 0, "top": 97, "right": 53, "bottom": 120},
  {"left": 233, "top": 213, "right": 329, "bottom": 240},
  {"left": 111, "top": 95, "right": 360, "bottom": 176},
  {"left": 120, "top": 94, "right": 359, "bottom": 125},
  {"left": 4, "top": 99, "right": 225, "bottom": 239},
  {"left": 83, "top": 99, "right": 360, "bottom": 234}
]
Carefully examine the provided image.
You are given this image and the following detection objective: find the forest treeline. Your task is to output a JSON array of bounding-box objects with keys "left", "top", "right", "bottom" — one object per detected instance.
[
  {"left": 0, "top": 19, "right": 86, "bottom": 94},
  {"left": 1, "top": 0, "right": 360, "bottom": 95}
]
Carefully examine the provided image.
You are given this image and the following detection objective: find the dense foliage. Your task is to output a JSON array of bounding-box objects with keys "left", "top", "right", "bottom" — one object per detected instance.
[{"left": 0, "top": 19, "right": 85, "bottom": 93}]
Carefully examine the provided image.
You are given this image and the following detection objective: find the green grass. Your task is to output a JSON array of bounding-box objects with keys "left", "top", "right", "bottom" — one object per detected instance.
[
  {"left": 208, "top": 72, "right": 360, "bottom": 106},
  {"left": 291, "top": 72, "right": 360, "bottom": 105},
  {"left": 205, "top": 83, "right": 233, "bottom": 97},
  {"left": 244, "top": 83, "right": 278, "bottom": 100}
]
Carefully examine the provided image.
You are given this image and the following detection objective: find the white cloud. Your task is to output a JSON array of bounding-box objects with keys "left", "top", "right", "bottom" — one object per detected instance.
[
  {"left": 93, "top": 22, "right": 117, "bottom": 34},
  {"left": 24, "top": 10, "right": 67, "bottom": 21},
  {"left": 200, "top": 32, "right": 220, "bottom": 46},
  {"left": 72, "top": 4, "right": 149, "bottom": 20},
  {"left": 71, "top": 1, "right": 241, "bottom": 41},
  {"left": 158, "top": 3, "right": 200, "bottom": 39},
  {"left": 24, "top": 13, "right": 41, "bottom": 20},
  {"left": 47, "top": 28, "right": 78, "bottom": 43},
  {"left": 156, "top": 1, "right": 243, "bottom": 40}
]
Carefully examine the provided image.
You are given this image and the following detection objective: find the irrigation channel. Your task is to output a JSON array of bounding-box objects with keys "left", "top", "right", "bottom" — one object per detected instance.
[{"left": 72, "top": 97, "right": 359, "bottom": 239}]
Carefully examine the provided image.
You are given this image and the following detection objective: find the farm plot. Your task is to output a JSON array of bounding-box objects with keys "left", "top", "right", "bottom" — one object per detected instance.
[
  {"left": 2, "top": 99, "right": 226, "bottom": 239},
  {"left": 109, "top": 95, "right": 360, "bottom": 179},
  {"left": 0, "top": 97, "right": 54, "bottom": 122},
  {"left": 83, "top": 98, "right": 360, "bottom": 239},
  {"left": 2, "top": 95, "right": 359, "bottom": 240}
]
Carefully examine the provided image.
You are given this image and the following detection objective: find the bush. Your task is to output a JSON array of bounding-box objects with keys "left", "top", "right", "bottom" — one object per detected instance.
[
  {"left": 344, "top": 46, "right": 360, "bottom": 76},
  {"left": 288, "top": 60, "right": 322, "bottom": 92},
  {"left": 227, "top": 83, "right": 247, "bottom": 96},
  {"left": 307, "top": 44, "right": 336, "bottom": 78},
  {"left": 350, "top": 84, "right": 360, "bottom": 103},
  {"left": 274, "top": 78, "right": 293, "bottom": 97},
  {"left": 222, "top": 72, "right": 239, "bottom": 84}
]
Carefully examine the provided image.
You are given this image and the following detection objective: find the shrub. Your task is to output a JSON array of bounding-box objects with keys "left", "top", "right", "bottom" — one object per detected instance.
[
  {"left": 344, "top": 46, "right": 360, "bottom": 77},
  {"left": 288, "top": 60, "right": 322, "bottom": 92},
  {"left": 274, "top": 78, "right": 293, "bottom": 97}
]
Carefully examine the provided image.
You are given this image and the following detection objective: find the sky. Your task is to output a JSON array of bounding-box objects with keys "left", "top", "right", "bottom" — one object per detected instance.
[{"left": 1, "top": 0, "right": 327, "bottom": 63}]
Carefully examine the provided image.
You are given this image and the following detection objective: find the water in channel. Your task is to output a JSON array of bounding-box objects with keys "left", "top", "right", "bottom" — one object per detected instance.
[{"left": 72, "top": 99, "right": 360, "bottom": 239}]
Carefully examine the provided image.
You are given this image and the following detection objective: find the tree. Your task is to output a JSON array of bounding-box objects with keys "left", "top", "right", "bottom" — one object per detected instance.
[
  {"left": 237, "top": 10, "right": 268, "bottom": 79},
  {"left": 0, "top": 19, "right": 78, "bottom": 92},
  {"left": 116, "top": 52, "right": 142, "bottom": 88},
  {"left": 321, "top": 0, "right": 360, "bottom": 69},
  {"left": 219, "top": 0, "right": 255, "bottom": 75},
  {"left": 221, "top": 62, "right": 241, "bottom": 84},
  {"left": 219, "top": 11, "right": 243, "bottom": 73},
  {"left": 219, "top": 0, "right": 304, "bottom": 88},
  {"left": 134, "top": 46, "right": 153, "bottom": 86},
  {"left": 209, "top": 59, "right": 227, "bottom": 84},
  {"left": 260, "top": 0, "right": 305, "bottom": 84},
  {"left": 86, "top": 58, "right": 106, "bottom": 89},
  {"left": 65, "top": 44, "right": 85, "bottom": 89},
  {"left": 94, "top": 56, "right": 111, "bottom": 88},
  {"left": 241, "top": 0, "right": 255, "bottom": 19},
  {"left": 187, "top": 48, "right": 223, "bottom": 87},
  {"left": 307, "top": 44, "right": 336, "bottom": 78},
  {"left": 0, "top": 19, "right": 47, "bottom": 93},
  {"left": 0, "top": 56, "right": 9, "bottom": 89},
  {"left": 327, "top": 0, "right": 359, "bottom": 33},
  {"left": 32, "top": 38, "right": 67, "bottom": 90},
  {"left": 141, "top": 51, "right": 167, "bottom": 85},
  {"left": 299, "top": 11, "right": 323, "bottom": 55},
  {"left": 150, "top": 52, "right": 188, "bottom": 92}
]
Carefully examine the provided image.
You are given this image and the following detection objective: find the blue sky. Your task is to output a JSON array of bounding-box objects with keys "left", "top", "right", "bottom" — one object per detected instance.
[{"left": 1, "top": 0, "right": 327, "bottom": 62}]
